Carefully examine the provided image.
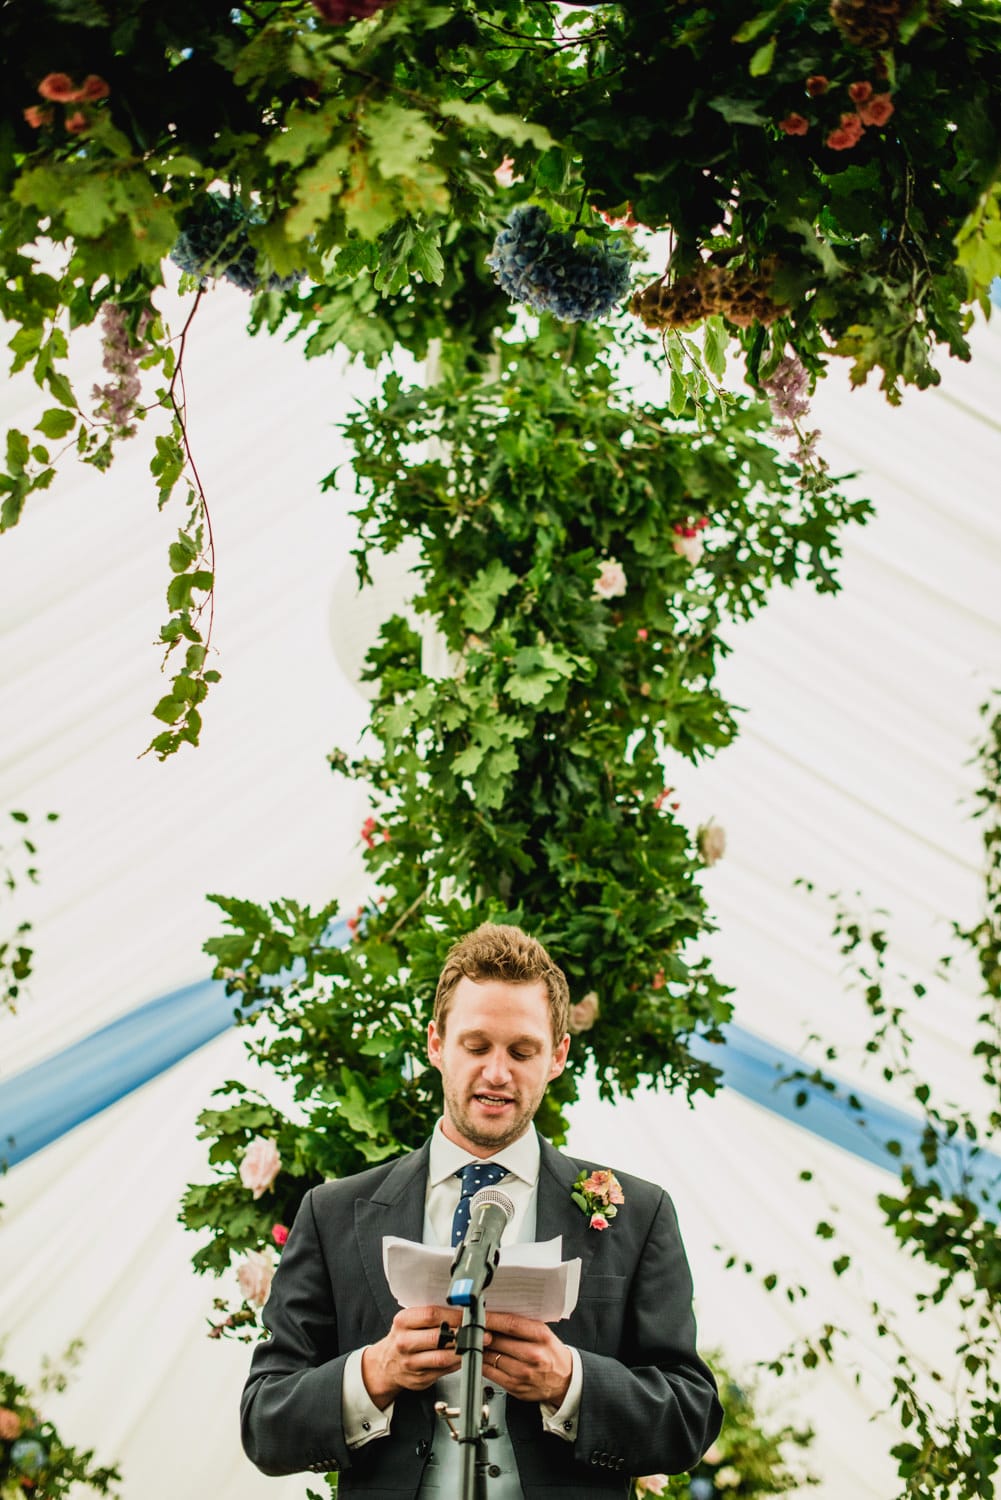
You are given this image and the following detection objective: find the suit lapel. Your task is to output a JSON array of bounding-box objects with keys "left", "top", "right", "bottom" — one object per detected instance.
[
  {"left": 535, "top": 1135, "right": 597, "bottom": 1287},
  {"left": 355, "top": 1141, "right": 430, "bottom": 1331}
]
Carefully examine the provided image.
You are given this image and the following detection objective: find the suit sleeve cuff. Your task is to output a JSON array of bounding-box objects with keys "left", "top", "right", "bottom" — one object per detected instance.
[
  {"left": 539, "top": 1346, "right": 582, "bottom": 1441},
  {"left": 342, "top": 1348, "right": 394, "bottom": 1449}
]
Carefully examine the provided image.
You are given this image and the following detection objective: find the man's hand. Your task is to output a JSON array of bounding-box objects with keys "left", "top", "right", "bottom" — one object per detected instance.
[
  {"left": 361, "top": 1306, "right": 463, "bottom": 1409},
  {"left": 482, "top": 1311, "right": 573, "bottom": 1407}
]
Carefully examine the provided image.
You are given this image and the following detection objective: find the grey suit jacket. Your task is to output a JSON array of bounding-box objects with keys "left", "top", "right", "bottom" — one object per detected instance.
[{"left": 241, "top": 1135, "right": 722, "bottom": 1498}]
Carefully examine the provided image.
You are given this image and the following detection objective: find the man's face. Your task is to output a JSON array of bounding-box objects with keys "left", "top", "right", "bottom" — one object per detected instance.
[{"left": 427, "top": 976, "right": 570, "bottom": 1158}]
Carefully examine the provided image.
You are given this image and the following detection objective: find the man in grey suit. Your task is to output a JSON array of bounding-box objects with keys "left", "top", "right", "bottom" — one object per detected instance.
[{"left": 241, "top": 923, "right": 722, "bottom": 1496}]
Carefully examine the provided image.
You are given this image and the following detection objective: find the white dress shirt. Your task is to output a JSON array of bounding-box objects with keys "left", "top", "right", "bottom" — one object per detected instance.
[{"left": 341, "top": 1120, "right": 582, "bottom": 1448}]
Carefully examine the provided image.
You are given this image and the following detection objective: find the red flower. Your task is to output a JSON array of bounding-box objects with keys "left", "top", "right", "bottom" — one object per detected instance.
[
  {"left": 37, "top": 72, "right": 83, "bottom": 101},
  {"left": 805, "top": 74, "right": 829, "bottom": 96},
  {"left": 272, "top": 1224, "right": 289, "bottom": 1247},
  {"left": 848, "top": 80, "right": 872, "bottom": 103},
  {"left": 636, "top": 627, "right": 649, "bottom": 641},
  {"left": 779, "top": 113, "right": 809, "bottom": 136},
  {"left": 859, "top": 93, "right": 894, "bottom": 127},
  {"left": 360, "top": 816, "right": 378, "bottom": 849},
  {"left": 652, "top": 787, "right": 673, "bottom": 810},
  {"left": 64, "top": 110, "right": 89, "bottom": 134},
  {"left": 80, "top": 74, "right": 111, "bottom": 100},
  {"left": 652, "top": 969, "right": 666, "bottom": 991},
  {"left": 23, "top": 106, "right": 53, "bottom": 128}
]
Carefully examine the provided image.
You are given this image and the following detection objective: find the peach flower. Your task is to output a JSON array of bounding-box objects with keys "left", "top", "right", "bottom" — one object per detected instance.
[
  {"left": 779, "top": 113, "right": 809, "bottom": 136},
  {"left": 589, "top": 1212, "right": 610, "bottom": 1231},
  {"left": 0, "top": 1407, "right": 22, "bottom": 1440},
  {"left": 23, "top": 106, "right": 53, "bottom": 128},
  {"left": 593, "top": 558, "right": 628, "bottom": 600},
  {"left": 237, "top": 1249, "right": 274, "bottom": 1308},
  {"left": 568, "top": 992, "right": 600, "bottom": 1034},
  {"left": 672, "top": 532, "right": 704, "bottom": 565},
  {"left": 805, "top": 75, "right": 828, "bottom": 96},
  {"left": 64, "top": 111, "right": 89, "bottom": 135},
  {"left": 635, "top": 1476, "right": 669, "bottom": 1496},
  {"left": 848, "top": 80, "right": 872, "bottom": 103},
  {"left": 239, "top": 1136, "right": 281, "bottom": 1199},
  {"left": 697, "top": 820, "right": 727, "bottom": 867}
]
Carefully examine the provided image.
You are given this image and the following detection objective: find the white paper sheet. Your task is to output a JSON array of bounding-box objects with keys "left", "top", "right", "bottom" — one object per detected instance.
[{"left": 382, "top": 1236, "right": 581, "bottom": 1322}]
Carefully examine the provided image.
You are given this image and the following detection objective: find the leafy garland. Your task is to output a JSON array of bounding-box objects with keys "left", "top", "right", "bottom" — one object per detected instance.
[{"left": 181, "top": 318, "right": 871, "bottom": 1296}]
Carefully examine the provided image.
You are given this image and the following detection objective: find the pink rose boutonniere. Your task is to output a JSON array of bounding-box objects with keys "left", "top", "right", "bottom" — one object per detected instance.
[{"left": 572, "top": 1167, "right": 625, "bottom": 1230}]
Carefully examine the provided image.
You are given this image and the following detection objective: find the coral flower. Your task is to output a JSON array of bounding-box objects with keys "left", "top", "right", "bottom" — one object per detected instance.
[
  {"left": 859, "top": 93, "right": 894, "bottom": 127},
  {"left": 848, "top": 80, "right": 873, "bottom": 103},
  {"left": 23, "top": 106, "right": 53, "bottom": 128},
  {"left": 38, "top": 72, "right": 81, "bottom": 101},
  {"left": 80, "top": 74, "right": 111, "bottom": 100},
  {"left": 64, "top": 111, "right": 89, "bottom": 134},
  {"left": 779, "top": 113, "right": 809, "bottom": 136},
  {"left": 805, "top": 74, "right": 829, "bottom": 96}
]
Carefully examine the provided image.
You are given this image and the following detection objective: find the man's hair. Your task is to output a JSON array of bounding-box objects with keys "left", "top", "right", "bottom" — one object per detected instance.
[{"left": 433, "top": 923, "right": 570, "bottom": 1044}]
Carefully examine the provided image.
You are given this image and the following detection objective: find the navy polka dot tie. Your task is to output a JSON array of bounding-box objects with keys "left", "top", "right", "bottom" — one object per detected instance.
[{"left": 451, "top": 1162, "right": 509, "bottom": 1247}]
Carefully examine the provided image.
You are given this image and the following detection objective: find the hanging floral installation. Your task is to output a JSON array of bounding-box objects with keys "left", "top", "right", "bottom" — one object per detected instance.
[{"left": 1, "top": 4, "right": 999, "bottom": 1494}]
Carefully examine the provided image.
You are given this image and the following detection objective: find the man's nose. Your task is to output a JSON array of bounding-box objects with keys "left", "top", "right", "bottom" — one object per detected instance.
[{"left": 480, "top": 1049, "right": 513, "bottom": 1085}]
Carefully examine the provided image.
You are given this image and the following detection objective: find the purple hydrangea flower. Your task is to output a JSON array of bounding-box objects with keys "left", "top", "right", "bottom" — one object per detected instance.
[
  {"left": 91, "top": 301, "right": 152, "bottom": 438},
  {"left": 487, "top": 205, "right": 631, "bottom": 323}
]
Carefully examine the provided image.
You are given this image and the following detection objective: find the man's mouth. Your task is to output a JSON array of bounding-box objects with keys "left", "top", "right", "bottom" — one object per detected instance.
[{"left": 473, "top": 1093, "right": 514, "bottom": 1110}]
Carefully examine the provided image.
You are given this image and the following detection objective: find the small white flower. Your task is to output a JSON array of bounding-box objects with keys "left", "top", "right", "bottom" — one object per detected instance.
[{"left": 593, "top": 558, "right": 628, "bottom": 599}]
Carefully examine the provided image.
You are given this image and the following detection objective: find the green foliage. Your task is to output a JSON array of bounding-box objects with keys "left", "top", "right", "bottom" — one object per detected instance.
[
  {"left": 0, "top": 809, "right": 59, "bottom": 1017},
  {"left": 632, "top": 1350, "right": 817, "bottom": 1496}
]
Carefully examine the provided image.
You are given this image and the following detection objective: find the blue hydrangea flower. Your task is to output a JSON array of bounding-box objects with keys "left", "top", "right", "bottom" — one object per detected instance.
[
  {"left": 689, "top": 1477, "right": 715, "bottom": 1500},
  {"left": 170, "top": 193, "right": 300, "bottom": 295},
  {"left": 487, "top": 205, "right": 631, "bottom": 322},
  {"left": 11, "top": 1438, "right": 48, "bottom": 1476}
]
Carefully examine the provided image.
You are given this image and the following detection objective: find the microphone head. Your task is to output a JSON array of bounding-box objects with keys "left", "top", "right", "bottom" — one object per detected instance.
[{"left": 469, "top": 1185, "right": 515, "bottom": 1221}]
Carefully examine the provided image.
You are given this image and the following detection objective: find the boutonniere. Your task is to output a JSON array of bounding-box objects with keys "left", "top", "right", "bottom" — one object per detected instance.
[{"left": 571, "top": 1168, "right": 625, "bottom": 1230}]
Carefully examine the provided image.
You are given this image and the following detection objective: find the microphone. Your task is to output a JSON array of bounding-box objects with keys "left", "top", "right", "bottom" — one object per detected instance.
[{"left": 447, "top": 1186, "right": 515, "bottom": 1307}]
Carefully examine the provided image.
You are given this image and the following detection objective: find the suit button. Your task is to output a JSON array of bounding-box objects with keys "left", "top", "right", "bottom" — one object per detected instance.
[
  {"left": 416, "top": 1440, "right": 429, "bottom": 1458},
  {"left": 616, "top": 1458, "right": 624, "bottom": 1470},
  {"left": 590, "top": 1453, "right": 600, "bottom": 1465}
]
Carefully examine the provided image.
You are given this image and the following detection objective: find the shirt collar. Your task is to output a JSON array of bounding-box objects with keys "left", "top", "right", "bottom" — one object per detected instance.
[{"left": 428, "top": 1118, "right": 541, "bottom": 1189}]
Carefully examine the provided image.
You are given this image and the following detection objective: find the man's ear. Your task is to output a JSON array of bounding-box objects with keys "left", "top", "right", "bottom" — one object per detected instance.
[
  {"left": 427, "top": 1019, "right": 443, "bottom": 1071},
  {"left": 548, "top": 1033, "right": 570, "bottom": 1081}
]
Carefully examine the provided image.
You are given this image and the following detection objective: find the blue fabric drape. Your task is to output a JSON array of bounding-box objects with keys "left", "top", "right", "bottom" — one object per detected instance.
[{"left": 2, "top": 943, "right": 998, "bottom": 1203}]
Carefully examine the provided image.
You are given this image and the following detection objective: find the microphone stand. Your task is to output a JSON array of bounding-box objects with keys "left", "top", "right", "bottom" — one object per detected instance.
[{"left": 448, "top": 1292, "right": 498, "bottom": 1500}]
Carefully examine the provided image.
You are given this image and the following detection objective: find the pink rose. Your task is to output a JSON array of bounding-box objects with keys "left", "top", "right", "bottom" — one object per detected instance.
[
  {"left": 635, "top": 1478, "right": 669, "bottom": 1497},
  {"left": 272, "top": 1223, "right": 289, "bottom": 1247},
  {"left": 672, "top": 533, "right": 704, "bottom": 565},
  {"left": 237, "top": 1249, "right": 274, "bottom": 1308},
  {"left": 568, "top": 992, "right": 600, "bottom": 1034},
  {"left": 239, "top": 1136, "right": 281, "bottom": 1199},
  {"left": 593, "top": 558, "right": 628, "bottom": 600},
  {"left": 494, "top": 156, "right": 522, "bottom": 186},
  {"left": 589, "top": 1212, "right": 609, "bottom": 1231},
  {"left": 0, "top": 1407, "right": 23, "bottom": 1440}
]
